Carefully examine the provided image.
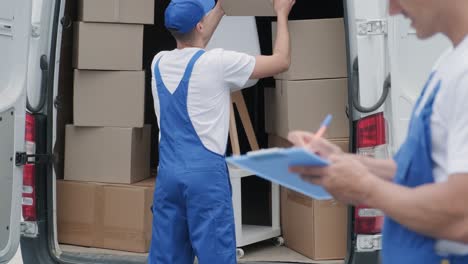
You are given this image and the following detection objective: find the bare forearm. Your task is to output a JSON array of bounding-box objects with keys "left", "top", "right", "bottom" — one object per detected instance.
[
  {"left": 273, "top": 15, "right": 291, "bottom": 68},
  {"left": 354, "top": 154, "right": 396, "bottom": 181},
  {"left": 250, "top": 14, "right": 291, "bottom": 79},
  {"left": 203, "top": 4, "right": 224, "bottom": 41},
  {"left": 365, "top": 175, "right": 468, "bottom": 242}
]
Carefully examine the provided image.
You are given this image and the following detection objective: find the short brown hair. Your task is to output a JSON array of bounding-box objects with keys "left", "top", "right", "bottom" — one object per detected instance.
[{"left": 168, "top": 28, "right": 197, "bottom": 43}]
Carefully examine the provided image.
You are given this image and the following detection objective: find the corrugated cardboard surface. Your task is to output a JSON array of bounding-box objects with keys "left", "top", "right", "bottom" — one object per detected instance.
[
  {"left": 74, "top": 70, "right": 145, "bottom": 127},
  {"left": 269, "top": 135, "right": 348, "bottom": 260},
  {"left": 272, "top": 19, "right": 347, "bottom": 80},
  {"left": 57, "top": 180, "right": 154, "bottom": 253},
  {"left": 64, "top": 125, "right": 151, "bottom": 184},
  {"left": 265, "top": 79, "right": 349, "bottom": 139},
  {"left": 78, "top": 0, "right": 154, "bottom": 24},
  {"left": 222, "top": 0, "right": 275, "bottom": 16},
  {"left": 280, "top": 188, "right": 348, "bottom": 260},
  {"left": 134, "top": 177, "right": 156, "bottom": 188},
  {"left": 73, "top": 22, "right": 143, "bottom": 70}
]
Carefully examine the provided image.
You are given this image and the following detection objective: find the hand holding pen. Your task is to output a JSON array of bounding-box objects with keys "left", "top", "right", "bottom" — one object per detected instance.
[{"left": 288, "top": 114, "right": 344, "bottom": 159}]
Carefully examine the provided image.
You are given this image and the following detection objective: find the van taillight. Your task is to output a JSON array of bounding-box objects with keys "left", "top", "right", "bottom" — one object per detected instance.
[
  {"left": 23, "top": 113, "right": 37, "bottom": 221},
  {"left": 355, "top": 112, "right": 388, "bottom": 235},
  {"left": 354, "top": 205, "right": 384, "bottom": 234},
  {"left": 356, "top": 112, "right": 386, "bottom": 149}
]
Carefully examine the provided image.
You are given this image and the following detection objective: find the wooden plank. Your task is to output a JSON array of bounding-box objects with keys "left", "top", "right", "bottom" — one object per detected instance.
[{"left": 232, "top": 91, "right": 260, "bottom": 151}]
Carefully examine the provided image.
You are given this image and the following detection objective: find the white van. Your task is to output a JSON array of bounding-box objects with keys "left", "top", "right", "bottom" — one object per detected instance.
[{"left": 0, "top": 0, "right": 450, "bottom": 263}]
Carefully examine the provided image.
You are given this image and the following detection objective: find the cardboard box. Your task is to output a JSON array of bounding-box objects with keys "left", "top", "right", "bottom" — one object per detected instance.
[
  {"left": 280, "top": 188, "right": 348, "bottom": 260},
  {"left": 135, "top": 177, "right": 156, "bottom": 188},
  {"left": 268, "top": 134, "right": 349, "bottom": 260},
  {"left": 57, "top": 180, "right": 154, "bottom": 252},
  {"left": 78, "top": 0, "right": 154, "bottom": 24},
  {"left": 272, "top": 19, "right": 347, "bottom": 80},
  {"left": 73, "top": 22, "right": 143, "bottom": 70},
  {"left": 265, "top": 79, "right": 349, "bottom": 139},
  {"left": 222, "top": 0, "right": 275, "bottom": 16},
  {"left": 74, "top": 70, "right": 145, "bottom": 127},
  {"left": 64, "top": 125, "right": 151, "bottom": 184}
]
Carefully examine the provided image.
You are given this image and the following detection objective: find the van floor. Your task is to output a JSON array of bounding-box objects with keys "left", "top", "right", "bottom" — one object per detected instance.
[{"left": 60, "top": 241, "right": 344, "bottom": 264}]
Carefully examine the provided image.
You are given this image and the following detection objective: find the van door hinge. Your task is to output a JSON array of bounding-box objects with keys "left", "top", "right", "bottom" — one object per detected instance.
[
  {"left": 15, "top": 152, "right": 51, "bottom": 166},
  {"left": 357, "top": 19, "right": 388, "bottom": 36}
]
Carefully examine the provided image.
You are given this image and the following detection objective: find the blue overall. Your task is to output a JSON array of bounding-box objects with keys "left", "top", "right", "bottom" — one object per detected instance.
[
  {"left": 382, "top": 73, "right": 468, "bottom": 264},
  {"left": 148, "top": 50, "right": 236, "bottom": 264}
]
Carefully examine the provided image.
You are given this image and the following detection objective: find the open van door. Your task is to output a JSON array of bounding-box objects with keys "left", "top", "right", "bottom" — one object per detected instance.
[
  {"left": 0, "top": 0, "right": 32, "bottom": 263},
  {"left": 387, "top": 15, "right": 450, "bottom": 149}
]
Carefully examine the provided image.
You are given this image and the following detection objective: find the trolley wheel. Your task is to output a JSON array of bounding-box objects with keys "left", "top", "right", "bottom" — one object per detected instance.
[
  {"left": 273, "top": 236, "right": 285, "bottom": 247},
  {"left": 236, "top": 248, "right": 245, "bottom": 259}
]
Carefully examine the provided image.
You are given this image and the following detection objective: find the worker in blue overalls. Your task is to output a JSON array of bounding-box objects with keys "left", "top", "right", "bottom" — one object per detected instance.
[
  {"left": 288, "top": 0, "right": 468, "bottom": 263},
  {"left": 148, "top": 0, "right": 295, "bottom": 263}
]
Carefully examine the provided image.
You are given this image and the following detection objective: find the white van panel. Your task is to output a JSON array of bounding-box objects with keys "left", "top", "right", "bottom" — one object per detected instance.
[
  {"left": 352, "top": 0, "right": 389, "bottom": 117},
  {"left": 0, "top": 0, "right": 32, "bottom": 262},
  {"left": 388, "top": 16, "right": 450, "bottom": 149}
]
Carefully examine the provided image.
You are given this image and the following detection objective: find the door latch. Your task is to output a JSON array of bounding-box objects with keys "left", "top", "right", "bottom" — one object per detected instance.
[
  {"left": 357, "top": 19, "right": 388, "bottom": 36},
  {"left": 15, "top": 152, "right": 51, "bottom": 166}
]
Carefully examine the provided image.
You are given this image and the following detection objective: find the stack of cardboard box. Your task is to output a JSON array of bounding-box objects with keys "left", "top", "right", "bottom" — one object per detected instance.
[
  {"left": 266, "top": 18, "right": 350, "bottom": 260},
  {"left": 57, "top": 0, "right": 156, "bottom": 253}
]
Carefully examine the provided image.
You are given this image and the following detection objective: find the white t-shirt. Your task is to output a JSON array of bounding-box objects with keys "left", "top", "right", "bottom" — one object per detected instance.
[
  {"left": 415, "top": 36, "right": 468, "bottom": 255},
  {"left": 151, "top": 48, "right": 256, "bottom": 155}
]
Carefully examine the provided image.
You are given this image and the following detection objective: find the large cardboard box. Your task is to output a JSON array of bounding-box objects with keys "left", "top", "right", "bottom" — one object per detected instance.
[
  {"left": 73, "top": 22, "right": 143, "bottom": 70},
  {"left": 280, "top": 188, "right": 348, "bottom": 260},
  {"left": 57, "top": 180, "right": 154, "bottom": 253},
  {"left": 268, "top": 134, "right": 349, "bottom": 260},
  {"left": 222, "top": 0, "right": 275, "bottom": 16},
  {"left": 78, "top": 0, "right": 154, "bottom": 24},
  {"left": 265, "top": 79, "right": 349, "bottom": 139},
  {"left": 74, "top": 70, "right": 145, "bottom": 127},
  {"left": 64, "top": 125, "right": 151, "bottom": 184},
  {"left": 272, "top": 19, "right": 347, "bottom": 80}
]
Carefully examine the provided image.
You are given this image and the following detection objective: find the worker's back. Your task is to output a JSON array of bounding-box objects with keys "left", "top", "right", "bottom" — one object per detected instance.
[{"left": 151, "top": 47, "right": 256, "bottom": 157}]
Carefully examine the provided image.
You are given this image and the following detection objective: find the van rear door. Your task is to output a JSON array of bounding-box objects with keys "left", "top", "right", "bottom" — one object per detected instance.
[
  {"left": 387, "top": 15, "right": 450, "bottom": 150},
  {"left": 0, "top": 0, "right": 32, "bottom": 262}
]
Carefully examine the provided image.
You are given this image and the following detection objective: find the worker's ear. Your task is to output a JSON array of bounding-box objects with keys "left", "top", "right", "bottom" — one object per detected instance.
[{"left": 196, "top": 22, "right": 204, "bottom": 33}]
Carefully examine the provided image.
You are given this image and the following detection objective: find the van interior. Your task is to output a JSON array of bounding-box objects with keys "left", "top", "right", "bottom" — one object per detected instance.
[{"left": 53, "top": 0, "right": 349, "bottom": 263}]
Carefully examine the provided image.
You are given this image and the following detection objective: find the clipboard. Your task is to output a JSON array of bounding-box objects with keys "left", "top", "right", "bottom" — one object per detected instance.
[{"left": 226, "top": 147, "right": 332, "bottom": 200}]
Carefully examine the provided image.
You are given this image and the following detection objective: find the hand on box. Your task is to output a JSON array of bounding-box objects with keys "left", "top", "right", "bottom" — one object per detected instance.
[
  {"left": 273, "top": 0, "right": 295, "bottom": 18},
  {"left": 288, "top": 131, "right": 344, "bottom": 159},
  {"left": 290, "top": 154, "right": 376, "bottom": 205}
]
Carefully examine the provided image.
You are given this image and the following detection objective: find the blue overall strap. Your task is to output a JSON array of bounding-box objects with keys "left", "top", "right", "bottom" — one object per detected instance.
[
  {"left": 153, "top": 49, "right": 206, "bottom": 92},
  {"left": 382, "top": 77, "right": 443, "bottom": 264},
  {"left": 180, "top": 49, "right": 205, "bottom": 82}
]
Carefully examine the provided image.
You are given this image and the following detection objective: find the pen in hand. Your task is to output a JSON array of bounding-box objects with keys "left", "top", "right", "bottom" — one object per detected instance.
[{"left": 315, "top": 114, "right": 333, "bottom": 138}]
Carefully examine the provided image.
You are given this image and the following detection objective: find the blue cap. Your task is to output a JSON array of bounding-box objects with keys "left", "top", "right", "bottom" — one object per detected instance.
[{"left": 165, "top": 0, "right": 215, "bottom": 34}]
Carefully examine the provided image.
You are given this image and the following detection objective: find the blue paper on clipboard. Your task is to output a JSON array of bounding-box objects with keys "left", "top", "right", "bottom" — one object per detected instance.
[{"left": 226, "top": 147, "right": 332, "bottom": 200}]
